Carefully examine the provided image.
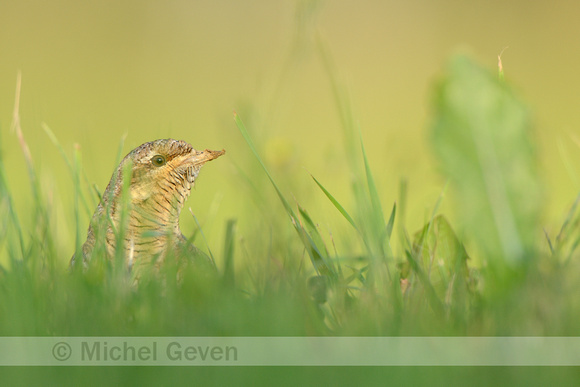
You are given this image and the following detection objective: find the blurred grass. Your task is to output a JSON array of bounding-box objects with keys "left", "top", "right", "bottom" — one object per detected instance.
[
  {"left": 3, "top": 42, "right": 580, "bottom": 387},
  {"left": 2, "top": 2, "right": 580, "bottom": 385},
  {"left": 2, "top": 53, "right": 580, "bottom": 340}
]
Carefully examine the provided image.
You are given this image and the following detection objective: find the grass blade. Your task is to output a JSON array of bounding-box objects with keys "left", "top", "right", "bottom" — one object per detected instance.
[
  {"left": 234, "top": 111, "right": 297, "bottom": 222},
  {"left": 311, "top": 174, "right": 357, "bottom": 229},
  {"left": 359, "top": 129, "right": 385, "bottom": 225},
  {"left": 385, "top": 202, "right": 396, "bottom": 241},
  {"left": 234, "top": 111, "right": 335, "bottom": 278},
  {"left": 222, "top": 219, "right": 236, "bottom": 287}
]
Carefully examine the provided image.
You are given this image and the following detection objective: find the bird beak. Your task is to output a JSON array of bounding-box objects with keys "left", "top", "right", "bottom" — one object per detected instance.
[{"left": 190, "top": 149, "right": 225, "bottom": 166}]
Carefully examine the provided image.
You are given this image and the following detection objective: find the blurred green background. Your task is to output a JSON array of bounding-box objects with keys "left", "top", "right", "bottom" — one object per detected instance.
[
  {"left": 3, "top": 2, "right": 580, "bottom": 384},
  {"left": 1, "top": 0, "right": 580, "bottom": 265}
]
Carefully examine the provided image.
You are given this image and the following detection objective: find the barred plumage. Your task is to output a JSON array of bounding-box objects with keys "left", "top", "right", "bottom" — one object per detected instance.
[{"left": 72, "top": 139, "right": 225, "bottom": 275}]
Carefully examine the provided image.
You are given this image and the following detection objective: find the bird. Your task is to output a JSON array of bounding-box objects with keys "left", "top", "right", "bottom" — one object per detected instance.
[{"left": 71, "top": 138, "right": 225, "bottom": 278}]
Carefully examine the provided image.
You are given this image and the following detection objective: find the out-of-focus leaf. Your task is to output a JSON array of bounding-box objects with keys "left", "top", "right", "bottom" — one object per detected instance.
[
  {"left": 412, "top": 215, "right": 471, "bottom": 302},
  {"left": 431, "top": 55, "right": 541, "bottom": 268}
]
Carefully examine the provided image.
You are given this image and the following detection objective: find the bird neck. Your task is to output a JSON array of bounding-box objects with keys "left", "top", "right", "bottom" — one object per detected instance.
[{"left": 130, "top": 188, "right": 190, "bottom": 237}]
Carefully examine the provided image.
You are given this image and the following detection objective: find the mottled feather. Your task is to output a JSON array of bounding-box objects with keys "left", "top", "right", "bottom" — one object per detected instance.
[{"left": 72, "top": 139, "right": 224, "bottom": 277}]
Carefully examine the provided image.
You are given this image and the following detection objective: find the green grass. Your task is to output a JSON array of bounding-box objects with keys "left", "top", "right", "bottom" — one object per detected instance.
[
  {"left": 2, "top": 54, "right": 580, "bottom": 336},
  {"left": 2, "top": 55, "right": 580, "bottom": 384}
]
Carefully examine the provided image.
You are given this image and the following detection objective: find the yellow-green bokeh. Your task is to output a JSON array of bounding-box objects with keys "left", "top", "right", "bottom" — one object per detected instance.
[{"left": 2, "top": 0, "right": 580, "bottom": 265}]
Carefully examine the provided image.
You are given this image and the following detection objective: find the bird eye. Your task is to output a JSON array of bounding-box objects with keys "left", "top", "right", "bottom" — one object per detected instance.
[{"left": 151, "top": 155, "right": 166, "bottom": 167}]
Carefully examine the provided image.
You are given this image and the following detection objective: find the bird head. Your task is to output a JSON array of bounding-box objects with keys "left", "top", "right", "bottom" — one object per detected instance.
[
  {"left": 125, "top": 139, "right": 224, "bottom": 203},
  {"left": 103, "top": 139, "right": 225, "bottom": 222},
  {"left": 76, "top": 138, "right": 224, "bottom": 270}
]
